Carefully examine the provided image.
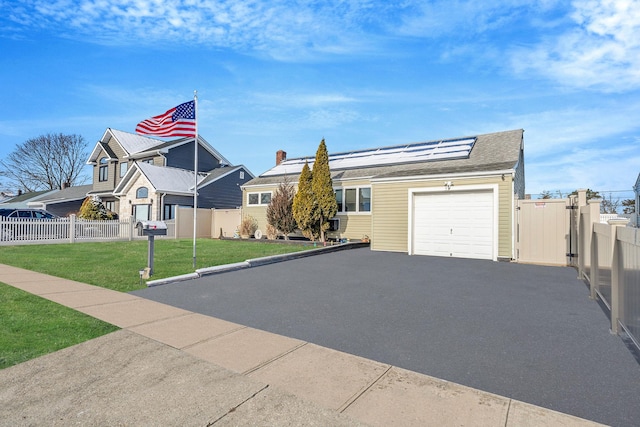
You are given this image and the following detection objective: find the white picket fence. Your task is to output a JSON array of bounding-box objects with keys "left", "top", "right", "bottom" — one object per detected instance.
[{"left": 0, "top": 215, "right": 176, "bottom": 244}]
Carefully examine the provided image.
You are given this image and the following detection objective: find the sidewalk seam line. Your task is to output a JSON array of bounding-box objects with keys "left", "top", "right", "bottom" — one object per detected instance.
[
  {"left": 65, "top": 296, "right": 145, "bottom": 309},
  {"left": 504, "top": 399, "right": 512, "bottom": 427},
  {"left": 242, "top": 342, "right": 309, "bottom": 376},
  {"left": 338, "top": 364, "right": 393, "bottom": 414},
  {"left": 206, "top": 384, "right": 270, "bottom": 426},
  {"left": 179, "top": 325, "right": 249, "bottom": 350}
]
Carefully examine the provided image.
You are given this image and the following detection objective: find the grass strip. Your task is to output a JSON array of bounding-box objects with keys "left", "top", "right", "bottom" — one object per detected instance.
[
  {"left": 0, "top": 239, "right": 310, "bottom": 292},
  {"left": 0, "top": 282, "right": 119, "bottom": 370}
]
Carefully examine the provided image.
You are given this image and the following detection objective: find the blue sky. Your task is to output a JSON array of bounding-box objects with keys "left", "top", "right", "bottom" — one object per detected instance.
[{"left": 0, "top": 0, "right": 638, "bottom": 199}]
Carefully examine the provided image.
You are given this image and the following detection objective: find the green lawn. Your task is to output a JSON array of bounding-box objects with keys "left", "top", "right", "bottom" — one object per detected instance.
[
  {"left": 0, "top": 282, "right": 119, "bottom": 369},
  {"left": 0, "top": 239, "right": 311, "bottom": 369},
  {"left": 0, "top": 239, "right": 310, "bottom": 292}
]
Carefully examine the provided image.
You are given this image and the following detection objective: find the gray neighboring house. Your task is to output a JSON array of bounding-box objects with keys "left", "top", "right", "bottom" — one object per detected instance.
[
  {"left": 1, "top": 128, "right": 254, "bottom": 221},
  {"left": 0, "top": 190, "right": 54, "bottom": 209},
  {"left": 27, "top": 184, "right": 94, "bottom": 217},
  {"left": 113, "top": 162, "right": 252, "bottom": 222},
  {"left": 242, "top": 129, "right": 525, "bottom": 261},
  {"left": 87, "top": 128, "right": 253, "bottom": 222}
]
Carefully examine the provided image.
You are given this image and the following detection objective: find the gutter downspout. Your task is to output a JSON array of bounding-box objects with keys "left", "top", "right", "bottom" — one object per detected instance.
[{"left": 160, "top": 193, "right": 165, "bottom": 221}]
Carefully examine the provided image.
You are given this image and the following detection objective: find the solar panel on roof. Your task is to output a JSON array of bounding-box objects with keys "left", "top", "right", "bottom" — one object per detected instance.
[{"left": 261, "top": 137, "right": 476, "bottom": 177}]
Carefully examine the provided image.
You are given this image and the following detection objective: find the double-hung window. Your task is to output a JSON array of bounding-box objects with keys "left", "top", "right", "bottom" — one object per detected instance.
[
  {"left": 334, "top": 186, "right": 371, "bottom": 213},
  {"left": 98, "top": 157, "right": 108, "bottom": 182},
  {"left": 247, "top": 191, "right": 272, "bottom": 206}
]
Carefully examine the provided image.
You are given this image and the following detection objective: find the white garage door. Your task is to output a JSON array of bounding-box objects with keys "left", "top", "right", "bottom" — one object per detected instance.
[{"left": 412, "top": 190, "right": 494, "bottom": 260}]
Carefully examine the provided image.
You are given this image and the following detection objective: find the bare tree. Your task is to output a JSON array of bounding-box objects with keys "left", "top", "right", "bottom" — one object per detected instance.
[
  {"left": 600, "top": 192, "right": 620, "bottom": 214},
  {"left": 539, "top": 190, "right": 553, "bottom": 199},
  {"left": 0, "top": 133, "right": 88, "bottom": 192},
  {"left": 622, "top": 199, "right": 635, "bottom": 214},
  {"left": 266, "top": 178, "right": 297, "bottom": 239}
]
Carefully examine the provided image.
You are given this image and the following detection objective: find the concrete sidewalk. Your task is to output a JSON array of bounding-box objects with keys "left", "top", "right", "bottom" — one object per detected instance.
[{"left": 0, "top": 264, "right": 604, "bottom": 426}]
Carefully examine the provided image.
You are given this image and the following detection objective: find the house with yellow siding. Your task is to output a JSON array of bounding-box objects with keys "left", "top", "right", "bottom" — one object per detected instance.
[{"left": 242, "top": 129, "right": 524, "bottom": 261}]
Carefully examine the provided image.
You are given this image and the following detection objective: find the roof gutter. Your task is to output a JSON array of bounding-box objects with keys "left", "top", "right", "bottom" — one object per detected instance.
[{"left": 371, "top": 169, "right": 516, "bottom": 184}]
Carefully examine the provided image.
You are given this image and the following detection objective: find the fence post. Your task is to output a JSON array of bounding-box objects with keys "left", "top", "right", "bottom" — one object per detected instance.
[
  {"left": 590, "top": 226, "right": 598, "bottom": 300},
  {"left": 129, "top": 217, "right": 134, "bottom": 241},
  {"left": 69, "top": 214, "right": 76, "bottom": 244},
  {"left": 609, "top": 218, "right": 629, "bottom": 334}
]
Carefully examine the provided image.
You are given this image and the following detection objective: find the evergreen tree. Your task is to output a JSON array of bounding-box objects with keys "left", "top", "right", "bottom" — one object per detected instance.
[
  {"left": 266, "top": 178, "right": 297, "bottom": 239},
  {"left": 311, "top": 139, "right": 337, "bottom": 242},
  {"left": 292, "top": 161, "right": 319, "bottom": 240},
  {"left": 78, "top": 196, "right": 114, "bottom": 220}
]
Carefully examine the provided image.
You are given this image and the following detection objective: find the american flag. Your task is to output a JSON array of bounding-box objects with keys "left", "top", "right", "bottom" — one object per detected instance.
[{"left": 135, "top": 101, "right": 196, "bottom": 137}]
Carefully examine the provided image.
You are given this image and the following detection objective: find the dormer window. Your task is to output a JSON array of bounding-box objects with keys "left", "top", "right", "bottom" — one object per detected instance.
[
  {"left": 136, "top": 187, "right": 149, "bottom": 198},
  {"left": 99, "top": 157, "right": 108, "bottom": 182}
]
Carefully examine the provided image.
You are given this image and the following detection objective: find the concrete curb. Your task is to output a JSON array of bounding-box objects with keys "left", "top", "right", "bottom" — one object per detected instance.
[
  {"left": 146, "top": 242, "right": 369, "bottom": 287},
  {"left": 196, "top": 261, "right": 251, "bottom": 276},
  {"left": 146, "top": 272, "right": 199, "bottom": 287}
]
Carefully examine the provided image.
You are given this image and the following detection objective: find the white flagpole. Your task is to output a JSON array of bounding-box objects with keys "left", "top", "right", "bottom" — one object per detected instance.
[{"left": 193, "top": 91, "right": 198, "bottom": 269}]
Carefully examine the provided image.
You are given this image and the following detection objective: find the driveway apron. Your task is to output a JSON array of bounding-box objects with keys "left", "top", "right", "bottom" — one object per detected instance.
[{"left": 132, "top": 248, "right": 640, "bottom": 427}]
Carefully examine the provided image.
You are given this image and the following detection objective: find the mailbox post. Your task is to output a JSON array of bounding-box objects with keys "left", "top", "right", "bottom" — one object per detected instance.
[{"left": 136, "top": 221, "right": 167, "bottom": 277}]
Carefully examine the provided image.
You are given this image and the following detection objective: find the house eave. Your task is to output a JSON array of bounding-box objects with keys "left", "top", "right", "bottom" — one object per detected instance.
[{"left": 371, "top": 168, "right": 517, "bottom": 184}]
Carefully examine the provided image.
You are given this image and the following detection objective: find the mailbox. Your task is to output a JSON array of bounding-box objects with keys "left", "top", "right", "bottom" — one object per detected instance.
[{"left": 136, "top": 220, "right": 167, "bottom": 236}]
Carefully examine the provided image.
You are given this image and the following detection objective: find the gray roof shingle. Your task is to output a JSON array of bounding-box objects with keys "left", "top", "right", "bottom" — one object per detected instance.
[{"left": 244, "top": 129, "right": 523, "bottom": 186}]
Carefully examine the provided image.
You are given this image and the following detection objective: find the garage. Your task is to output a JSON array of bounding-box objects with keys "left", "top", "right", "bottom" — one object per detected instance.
[{"left": 410, "top": 189, "right": 495, "bottom": 260}]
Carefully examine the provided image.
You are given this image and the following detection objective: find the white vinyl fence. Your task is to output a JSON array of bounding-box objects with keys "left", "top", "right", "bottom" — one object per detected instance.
[
  {"left": 0, "top": 215, "right": 175, "bottom": 244},
  {"left": 579, "top": 214, "right": 640, "bottom": 350}
]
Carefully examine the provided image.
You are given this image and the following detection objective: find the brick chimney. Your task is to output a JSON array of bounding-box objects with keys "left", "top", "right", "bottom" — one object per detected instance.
[{"left": 276, "top": 150, "right": 287, "bottom": 165}]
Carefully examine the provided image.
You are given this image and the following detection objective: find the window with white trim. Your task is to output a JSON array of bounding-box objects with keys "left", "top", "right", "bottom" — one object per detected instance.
[
  {"left": 132, "top": 204, "right": 150, "bottom": 221},
  {"left": 98, "top": 157, "right": 108, "bottom": 182},
  {"left": 247, "top": 191, "right": 272, "bottom": 206},
  {"left": 334, "top": 186, "right": 371, "bottom": 213},
  {"left": 119, "top": 162, "right": 128, "bottom": 177},
  {"left": 136, "top": 187, "right": 148, "bottom": 198}
]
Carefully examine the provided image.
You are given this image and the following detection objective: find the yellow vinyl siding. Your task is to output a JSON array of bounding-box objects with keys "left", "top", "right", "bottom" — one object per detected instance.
[
  {"left": 243, "top": 205, "right": 271, "bottom": 232},
  {"left": 329, "top": 214, "right": 372, "bottom": 241},
  {"left": 244, "top": 174, "right": 515, "bottom": 258},
  {"left": 242, "top": 185, "right": 280, "bottom": 233},
  {"left": 498, "top": 176, "right": 514, "bottom": 259},
  {"left": 243, "top": 181, "right": 372, "bottom": 241},
  {"left": 370, "top": 184, "right": 408, "bottom": 252},
  {"left": 371, "top": 175, "right": 514, "bottom": 257}
]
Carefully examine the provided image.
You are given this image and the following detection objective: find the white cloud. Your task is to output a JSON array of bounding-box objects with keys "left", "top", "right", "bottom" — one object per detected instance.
[
  {"left": 250, "top": 92, "right": 358, "bottom": 109},
  {"left": 510, "top": 0, "right": 640, "bottom": 92},
  {"left": 526, "top": 143, "right": 639, "bottom": 195},
  {"left": 0, "top": 0, "right": 387, "bottom": 59},
  {"left": 491, "top": 100, "right": 640, "bottom": 158}
]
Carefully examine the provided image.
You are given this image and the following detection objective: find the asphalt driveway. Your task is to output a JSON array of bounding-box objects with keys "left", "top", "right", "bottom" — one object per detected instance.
[{"left": 132, "top": 248, "right": 640, "bottom": 427}]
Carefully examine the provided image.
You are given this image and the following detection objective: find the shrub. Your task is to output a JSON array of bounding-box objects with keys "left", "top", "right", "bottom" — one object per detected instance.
[
  {"left": 266, "top": 223, "right": 278, "bottom": 240},
  {"left": 239, "top": 216, "right": 258, "bottom": 237}
]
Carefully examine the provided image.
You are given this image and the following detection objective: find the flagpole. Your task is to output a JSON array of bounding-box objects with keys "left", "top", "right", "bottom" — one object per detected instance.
[{"left": 193, "top": 91, "right": 198, "bottom": 269}]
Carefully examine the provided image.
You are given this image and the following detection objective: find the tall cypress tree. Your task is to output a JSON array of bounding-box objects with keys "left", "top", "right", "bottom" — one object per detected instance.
[
  {"left": 311, "top": 139, "right": 337, "bottom": 242},
  {"left": 292, "top": 161, "right": 319, "bottom": 240}
]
